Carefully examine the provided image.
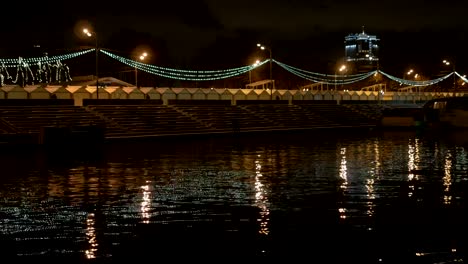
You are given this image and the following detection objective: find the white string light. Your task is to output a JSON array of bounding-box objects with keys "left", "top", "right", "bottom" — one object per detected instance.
[
  {"left": 0, "top": 48, "right": 460, "bottom": 87},
  {"left": 0, "top": 49, "right": 95, "bottom": 67},
  {"left": 101, "top": 50, "right": 269, "bottom": 81}
]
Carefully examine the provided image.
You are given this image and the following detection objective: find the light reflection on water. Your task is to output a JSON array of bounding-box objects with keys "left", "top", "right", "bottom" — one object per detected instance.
[{"left": 0, "top": 130, "right": 467, "bottom": 262}]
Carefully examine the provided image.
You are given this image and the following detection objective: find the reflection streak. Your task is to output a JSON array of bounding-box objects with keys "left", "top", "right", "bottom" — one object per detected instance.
[
  {"left": 443, "top": 151, "right": 452, "bottom": 205},
  {"left": 408, "top": 139, "right": 421, "bottom": 197},
  {"left": 339, "top": 147, "right": 347, "bottom": 219},
  {"left": 141, "top": 182, "right": 151, "bottom": 224},
  {"left": 255, "top": 155, "right": 270, "bottom": 235},
  {"left": 366, "top": 141, "right": 379, "bottom": 216},
  {"left": 85, "top": 213, "right": 98, "bottom": 259}
]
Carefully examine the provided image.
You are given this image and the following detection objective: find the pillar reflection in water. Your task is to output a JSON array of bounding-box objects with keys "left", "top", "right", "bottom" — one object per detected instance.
[
  {"left": 255, "top": 155, "right": 270, "bottom": 236},
  {"left": 407, "top": 138, "right": 421, "bottom": 198},
  {"left": 85, "top": 212, "right": 98, "bottom": 259},
  {"left": 338, "top": 147, "right": 347, "bottom": 219},
  {"left": 141, "top": 181, "right": 151, "bottom": 224},
  {"left": 443, "top": 151, "right": 453, "bottom": 205},
  {"left": 366, "top": 140, "right": 380, "bottom": 217}
]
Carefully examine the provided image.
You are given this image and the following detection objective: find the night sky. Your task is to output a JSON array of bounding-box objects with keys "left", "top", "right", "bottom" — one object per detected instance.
[{"left": 1, "top": 0, "right": 468, "bottom": 82}]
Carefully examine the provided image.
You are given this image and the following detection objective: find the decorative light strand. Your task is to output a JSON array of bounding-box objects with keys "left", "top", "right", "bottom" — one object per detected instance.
[
  {"left": 101, "top": 50, "right": 265, "bottom": 74},
  {"left": 0, "top": 49, "right": 95, "bottom": 67},
  {"left": 274, "top": 59, "right": 455, "bottom": 87},
  {"left": 455, "top": 72, "right": 468, "bottom": 83},
  {"left": 378, "top": 70, "right": 453, "bottom": 87},
  {"left": 276, "top": 61, "right": 377, "bottom": 84},
  {"left": 273, "top": 59, "right": 372, "bottom": 78},
  {"left": 101, "top": 50, "right": 269, "bottom": 81}
]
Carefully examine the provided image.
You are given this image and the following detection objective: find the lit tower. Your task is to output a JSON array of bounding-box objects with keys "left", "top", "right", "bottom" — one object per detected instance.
[{"left": 344, "top": 27, "right": 379, "bottom": 73}]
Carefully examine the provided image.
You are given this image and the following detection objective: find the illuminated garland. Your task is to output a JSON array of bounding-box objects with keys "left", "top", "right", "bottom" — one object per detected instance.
[
  {"left": 101, "top": 50, "right": 269, "bottom": 81},
  {"left": 274, "top": 59, "right": 371, "bottom": 78},
  {"left": 378, "top": 71, "right": 453, "bottom": 86},
  {"left": 275, "top": 60, "right": 377, "bottom": 84},
  {"left": 0, "top": 50, "right": 91, "bottom": 86},
  {"left": 274, "top": 59, "right": 456, "bottom": 87},
  {"left": 0, "top": 49, "right": 95, "bottom": 67},
  {"left": 0, "top": 47, "right": 458, "bottom": 86},
  {"left": 455, "top": 72, "right": 468, "bottom": 83}
]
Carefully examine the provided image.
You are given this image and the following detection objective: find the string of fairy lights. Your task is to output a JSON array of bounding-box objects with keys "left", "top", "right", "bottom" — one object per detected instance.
[
  {"left": 102, "top": 50, "right": 460, "bottom": 87},
  {"left": 274, "top": 59, "right": 379, "bottom": 85},
  {"left": 100, "top": 50, "right": 269, "bottom": 81},
  {"left": 0, "top": 48, "right": 464, "bottom": 87},
  {"left": 0, "top": 49, "right": 94, "bottom": 67}
]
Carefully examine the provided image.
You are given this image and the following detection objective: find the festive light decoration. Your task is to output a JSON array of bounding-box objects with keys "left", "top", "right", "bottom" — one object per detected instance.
[
  {"left": 274, "top": 59, "right": 455, "bottom": 87},
  {"left": 378, "top": 71, "right": 453, "bottom": 87},
  {"left": 0, "top": 49, "right": 91, "bottom": 87},
  {"left": 0, "top": 49, "right": 94, "bottom": 67},
  {"left": 101, "top": 50, "right": 268, "bottom": 81},
  {"left": 455, "top": 72, "right": 468, "bottom": 84},
  {"left": 0, "top": 47, "right": 461, "bottom": 88},
  {"left": 274, "top": 59, "right": 377, "bottom": 85}
]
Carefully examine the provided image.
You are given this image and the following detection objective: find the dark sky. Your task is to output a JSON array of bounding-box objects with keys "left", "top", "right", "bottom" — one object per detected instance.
[{"left": 2, "top": 0, "right": 468, "bottom": 76}]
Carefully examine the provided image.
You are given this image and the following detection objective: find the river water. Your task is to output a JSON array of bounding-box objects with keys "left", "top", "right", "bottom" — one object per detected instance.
[{"left": 0, "top": 130, "right": 467, "bottom": 263}]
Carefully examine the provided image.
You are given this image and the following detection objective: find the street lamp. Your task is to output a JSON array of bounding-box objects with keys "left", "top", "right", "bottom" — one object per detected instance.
[
  {"left": 83, "top": 28, "right": 99, "bottom": 99},
  {"left": 257, "top": 43, "right": 273, "bottom": 89},
  {"left": 135, "top": 52, "right": 148, "bottom": 88},
  {"left": 407, "top": 69, "right": 414, "bottom": 76},
  {"left": 335, "top": 64, "right": 346, "bottom": 90},
  {"left": 249, "top": 60, "right": 260, "bottom": 84},
  {"left": 443, "top": 60, "right": 456, "bottom": 90},
  {"left": 339, "top": 65, "right": 347, "bottom": 90}
]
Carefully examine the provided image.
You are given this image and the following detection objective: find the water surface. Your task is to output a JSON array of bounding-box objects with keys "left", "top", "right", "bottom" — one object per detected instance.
[{"left": 0, "top": 130, "right": 467, "bottom": 263}]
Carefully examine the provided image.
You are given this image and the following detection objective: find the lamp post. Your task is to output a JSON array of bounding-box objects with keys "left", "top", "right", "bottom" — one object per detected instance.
[
  {"left": 249, "top": 60, "right": 260, "bottom": 84},
  {"left": 443, "top": 60, "right": 456, "bottom": 90},
  {"left": 339, "top": 65, "right": 347, "bottom": 90},
  {"left": 135, "top": 52, "right": 147, "bottom": 88},
  {"left": 406, "top": 69, "right": 414, "bottom": 80},
  {"left": 257, "top": 43, "right": 273, "bottom": 89},
  {"left": 83, "top": 28, "right": 99, "bottom": 99},
  {"left": 334, "top": 64, "right": 347, "bottom": 90}
]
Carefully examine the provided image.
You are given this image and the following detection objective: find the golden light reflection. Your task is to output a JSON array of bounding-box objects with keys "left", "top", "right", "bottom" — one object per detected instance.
[
  {"left": 339, "top": 147, "right": 348, "bottom": 190},
  {"left": 141, "top": 182, "right": 151, "bottom": 224},
  {"left": 366, "top": 179, "right": 375, "bottom": 216},
  {"left": 366, "top": 141, "right": 380, "bottom": 217},
  {"left": 407, "top": 139, "right": 421, "bottom": 197},
  {"left": 85, "top": 213, "right": 98, "bottom": 259},
  {"left": 443, "top": 151, "right": 453, "bottom": 205},
  {"left": 255, "top": 155, "right": 270, "bottom": 236},
  {"left": 339, "top": 147, "right": 347, "bottom": 220}
]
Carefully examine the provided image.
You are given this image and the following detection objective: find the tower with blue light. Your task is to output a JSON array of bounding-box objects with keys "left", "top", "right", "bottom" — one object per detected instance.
[{"left": 344, "top": 27, "right": 379, "bottom": 72}]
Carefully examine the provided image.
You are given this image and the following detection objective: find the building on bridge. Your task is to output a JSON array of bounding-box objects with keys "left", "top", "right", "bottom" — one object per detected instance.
[{"left": 344, "top": 27, "right": 379, "bottom": 73}]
